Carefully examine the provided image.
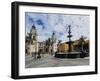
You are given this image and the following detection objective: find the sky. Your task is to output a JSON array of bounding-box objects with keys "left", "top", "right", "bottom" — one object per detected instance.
[{"left": 25, "top": 12, "right": 90, "bottom": 43}]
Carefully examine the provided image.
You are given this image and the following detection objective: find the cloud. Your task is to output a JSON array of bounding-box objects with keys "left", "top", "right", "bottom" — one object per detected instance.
[
  {"left": 36, "top": 19, "right": 43, "bottom": 25},
  {"left": 25, "top": 12, "right": 89, "bottom": 42},
  {"left": 36, "top": 19, "right": 45, "bottom": 29}
]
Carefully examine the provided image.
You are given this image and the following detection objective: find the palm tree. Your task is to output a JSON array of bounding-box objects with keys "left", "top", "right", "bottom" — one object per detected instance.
[
  {"left": 78, "top": 35, "right": 86, "bottom": 52},
  {"left": 57, "top": 40, "right": 62, "bottom": 52}
]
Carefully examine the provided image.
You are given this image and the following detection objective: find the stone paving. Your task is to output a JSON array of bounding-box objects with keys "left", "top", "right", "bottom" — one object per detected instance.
[{"left": 25, "top": 54, "right": 89, "bottom": 68}]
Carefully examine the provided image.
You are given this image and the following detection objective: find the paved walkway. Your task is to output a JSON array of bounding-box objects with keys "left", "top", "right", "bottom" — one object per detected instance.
[{"left": 25, "top": 54, "right": 89, "bottom": 68}]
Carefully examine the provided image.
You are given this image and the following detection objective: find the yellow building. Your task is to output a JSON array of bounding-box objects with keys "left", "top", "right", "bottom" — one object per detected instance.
[
  {"left": 58, "top": 43, "right": 69, "bottom": 52},
  {"left": 58, "top": 39, "right": 89, "bottom": 53}
]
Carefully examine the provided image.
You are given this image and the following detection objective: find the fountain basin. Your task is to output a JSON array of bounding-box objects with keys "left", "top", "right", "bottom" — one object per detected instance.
[{"left": 55, "top": 52, "right": 88, "bottom": 58}]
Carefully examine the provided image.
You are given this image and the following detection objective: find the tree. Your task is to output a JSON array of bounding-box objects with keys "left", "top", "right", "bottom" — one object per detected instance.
[
  {"left": 78, "top": 35, "right": 87, "bottom": 52},
  {"left": 57, "top": 40, "right": 62, "bottom": 52},
  {"left": 57, "top": 40, "right": 61, "bottom": 46}
]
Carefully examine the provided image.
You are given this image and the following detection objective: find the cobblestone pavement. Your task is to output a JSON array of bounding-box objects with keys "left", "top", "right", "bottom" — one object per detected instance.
[{"left": 25, "top": 54, "right": 89, "bottom": 68}]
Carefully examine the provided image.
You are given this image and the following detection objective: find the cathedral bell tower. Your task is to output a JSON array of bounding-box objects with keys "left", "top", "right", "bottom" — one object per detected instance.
[
  {"left": 29, "top": 25, "right": 38, "bottom": 56},
  {"left": 30, "top": 25, "right": 37, "bottom": 43},
  {"left": 51, "top": 32, "right": 57, "bottom": 54}
]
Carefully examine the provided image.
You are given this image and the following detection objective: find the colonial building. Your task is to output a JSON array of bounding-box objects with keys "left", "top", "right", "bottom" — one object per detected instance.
[
  {"left": 58, "top": 43, "right": 69, "bottom": 53},
  {"left": 38, "top": 41, "right": 45, "bottom": 54},
  {"left": 57, "top": 39, "right": 89, "bottom": 53}
]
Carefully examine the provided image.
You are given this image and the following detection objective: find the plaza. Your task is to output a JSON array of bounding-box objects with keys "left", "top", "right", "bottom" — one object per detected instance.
[
  {"left": 25, "top": 54, "right": 89, "bottom": 68},
  {"left": 25, "top": 14, "right": 90, "bottom": 68}
]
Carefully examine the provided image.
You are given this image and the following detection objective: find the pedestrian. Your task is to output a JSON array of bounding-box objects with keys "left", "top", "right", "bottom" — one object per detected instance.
[{"left": 37, "top": 50, "right": 41, "bottom": 59}]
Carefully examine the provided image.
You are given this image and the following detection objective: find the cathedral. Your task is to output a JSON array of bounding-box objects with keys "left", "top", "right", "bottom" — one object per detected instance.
[{"left": 25, "top": 25, "right": 57, "bottom": 57}]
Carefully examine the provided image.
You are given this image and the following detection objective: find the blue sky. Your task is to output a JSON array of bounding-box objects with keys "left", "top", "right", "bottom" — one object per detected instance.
[{"left": 25, "top": 12, "right": 89, "bottom": 43}]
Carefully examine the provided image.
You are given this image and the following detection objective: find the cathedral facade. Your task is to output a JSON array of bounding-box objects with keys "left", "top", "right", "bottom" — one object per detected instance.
[{"left": 25, "top": 25, "right": 57, "bottom": 56}]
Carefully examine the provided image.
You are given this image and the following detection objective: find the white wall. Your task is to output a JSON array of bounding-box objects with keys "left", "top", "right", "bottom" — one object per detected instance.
[{"left": 0, "top": 0, "right": 99, "bottom": 81}]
